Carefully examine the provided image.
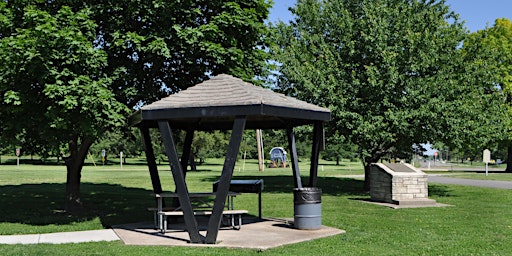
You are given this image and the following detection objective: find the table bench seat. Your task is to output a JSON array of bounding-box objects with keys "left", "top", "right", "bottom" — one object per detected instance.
[
  {"left": 148, "top": 207, "right": 175, "bottom": 228},
  {"left": 160, "top": 209, "right": 248, "bottom": 233}
]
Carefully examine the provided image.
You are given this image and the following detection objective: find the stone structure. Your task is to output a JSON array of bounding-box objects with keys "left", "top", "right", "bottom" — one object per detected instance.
[{"left": 370, "top": 163, "right": 436, "bottom": 206}]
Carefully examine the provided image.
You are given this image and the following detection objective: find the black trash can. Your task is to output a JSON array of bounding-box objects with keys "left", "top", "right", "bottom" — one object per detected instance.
[{"left": 293, "top": 187, "right": 322, "bottom": 230}]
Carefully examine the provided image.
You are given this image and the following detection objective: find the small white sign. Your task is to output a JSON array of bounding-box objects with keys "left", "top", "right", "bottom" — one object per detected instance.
[{"left": 483, "top": 149, "right": 491, "bottom": 163}]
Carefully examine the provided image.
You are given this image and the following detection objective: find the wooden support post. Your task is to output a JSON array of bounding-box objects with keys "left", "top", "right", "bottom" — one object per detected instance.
[
  {"left": 205, "top": 117, "right": 246, "bottom": 244},
  {"left": 158, "top": 121, "right": 202, "bottom": 243},
  {"left": 172, "top": 127, "right": 195, "bottom": 208},
  {"left": 287, "top": 127, "right": 302, "bottom": 188},
  {"left": 309, "top": 121, "right": 324, "bottom": 187},
  {"left": 181, "top": 128, "right": 195, "bottom": 177},
  {"left": 140, "top": 125, "right": 162, "bottom": 194}
]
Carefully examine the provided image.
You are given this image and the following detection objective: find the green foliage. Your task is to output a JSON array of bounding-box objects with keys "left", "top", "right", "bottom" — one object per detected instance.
[
  {"left": 1, "top": 0, "right": 273, "bottom": 146},
  {"left": 269, "top": 0, "right": 505, "bottom": 168},
  {"left": 0, "top": 5, "right": 128, "bottom": 150},
  {"left": 462, "top": 18, "right": 512, "bottom": 169},
  {"left": 240, "top": 130, "right": 259, "bottom": 159},
  {"left": 323, "top": 134, "right": 358, "bottom": 163},
  {"left": 191, "top": 131, "right": 230, "bottom": 160},
  {"left": 476, "top": 19, "right": 512, "bottom": 95},
  {"left": 90, "top": 129, "right": 142, "bottom": 161},
  {"left": 0, "top": 0, "right": 273, "bottom": 206},
  {"left": 1, "top": 0, "right": 273, "bottom": 151},
  {"left": 77, "top": 0, "right": 273, "bottom": 108}
]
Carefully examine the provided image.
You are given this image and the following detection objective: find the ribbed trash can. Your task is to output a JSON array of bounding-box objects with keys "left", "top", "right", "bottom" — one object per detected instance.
[{"left": 293, "top": 187, "right": 322, "bottom": 230}]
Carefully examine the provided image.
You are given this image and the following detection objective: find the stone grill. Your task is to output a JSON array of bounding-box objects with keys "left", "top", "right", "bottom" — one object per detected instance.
[{"left": 369, "top": 163, "right": 436, "bottom": 206}]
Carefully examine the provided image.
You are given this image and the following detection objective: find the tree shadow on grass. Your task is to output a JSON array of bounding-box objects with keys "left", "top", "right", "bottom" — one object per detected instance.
[
  {"left": 0, "top": 177, "right": 456, "bottom": 233},
  {"left": 428, "top": 184, "right": 455, "bottom": 197},
  {"left": 0, "top": 183, "right": 154, "bottom": 228}
]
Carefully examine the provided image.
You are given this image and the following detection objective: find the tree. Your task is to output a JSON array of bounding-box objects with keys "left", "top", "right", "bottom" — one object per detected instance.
[
  {"left": 466, "top": 18, "right": 512, "bottom": 172},
  {"left": 269, "top": 0, "right": 505, "bottom": 189},
  {"left": 78, "top": 0, "right": 272, "bottom": 109},
  {"left": 90, "top": 129, "right": 143, "bottom": 164},
  {"left": 191, "top": 131, "right": 230, "bottom": 164},
  {"left": 0, "top": 5, "right": 128, "bottom": 211},
  {"left": 322, "top": 134, "right": 358, "bottom": 164},
  {"left": 0, "top": 1, "right": 272, "bottom": 212}
]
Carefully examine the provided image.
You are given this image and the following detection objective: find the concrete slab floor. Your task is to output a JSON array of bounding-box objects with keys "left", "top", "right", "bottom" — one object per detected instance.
[{"left": 113, "top": 217, "right": 345, "bottom": 250}]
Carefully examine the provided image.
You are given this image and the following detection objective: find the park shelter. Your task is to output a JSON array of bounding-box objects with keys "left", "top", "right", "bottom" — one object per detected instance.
[{"left": 129, "top": 74, "right": 331, "bottom": 244}]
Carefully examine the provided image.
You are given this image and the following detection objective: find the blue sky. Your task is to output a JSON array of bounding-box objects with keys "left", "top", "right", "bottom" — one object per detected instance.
[{"left": 269, "top": 0, "right": 512, "bottom": 32}]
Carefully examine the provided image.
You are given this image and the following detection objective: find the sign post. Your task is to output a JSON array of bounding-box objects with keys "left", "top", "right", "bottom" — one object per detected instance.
[
  {"left": 101, "top": 149, "right": 106, "bottom": 165},
  {"left": 120, "top": 151, "right": 123, "bottom": 170},
  {"left": 483, "top": 149, "right": 491, "bottom": 176},
  {"left": 15, "top": 148, "right": 20, "bottom": 167}
]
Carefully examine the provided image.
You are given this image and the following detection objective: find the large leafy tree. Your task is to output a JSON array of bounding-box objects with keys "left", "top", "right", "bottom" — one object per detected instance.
[
  {"left": 0, "top": 0, "right": 272, "bottom": 211},
  {"left": 0, "top": 5, "right": 127, "bottom": 211},
  {"left": 269, "top": 0, "right": 505, "bottom": 189},
  {"left": 78, "top": 0, "right": 272, "bottom": 108},
  {"left": 466, "top": 18, "right": 512, "bottom": 172}
]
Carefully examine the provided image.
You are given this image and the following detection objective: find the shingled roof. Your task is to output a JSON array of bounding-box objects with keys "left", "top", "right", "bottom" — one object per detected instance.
[{"left": 130, "top": 74, "right": 331, "bottom": 130}]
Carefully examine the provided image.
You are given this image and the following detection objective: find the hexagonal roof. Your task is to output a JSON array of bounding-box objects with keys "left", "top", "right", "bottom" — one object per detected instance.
[{"left": 130, "top": 74, "right": 330, "bottom": 130}]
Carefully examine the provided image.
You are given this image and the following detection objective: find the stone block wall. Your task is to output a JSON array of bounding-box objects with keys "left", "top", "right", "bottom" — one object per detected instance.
[
  {"left": 369, "top": 165, "right": 393, "bottom": 202},
  {"left": 370, "top": 163, "right": 430, "bottom": 204}
]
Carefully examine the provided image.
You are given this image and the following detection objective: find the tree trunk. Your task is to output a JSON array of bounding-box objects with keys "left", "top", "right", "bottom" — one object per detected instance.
[
  {"left": 63, "top": 135, "right": 95, "bottom": 213},
  {"left": 189, "top": 154, "right": 197, "bottom": 171},
  {"left": 506, "top": 145, "right": 512, "bottom": 173},
  {"left": 363, "top": 156, "right": 380, "bottom": 191},
  {"left": 65, "top": 162, "right": 82, "bottom": 212},
  {"left": 363, "top": 163, "right": 371, "bottom": 191}
]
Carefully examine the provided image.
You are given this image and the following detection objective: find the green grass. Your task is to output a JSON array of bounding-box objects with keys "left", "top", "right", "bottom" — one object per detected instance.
[
  {"left": 1, "top": 158, "right": 512, "bottom": 255},
  {"left": 433, "top": 172, "right": 512, "bottom": 181}
]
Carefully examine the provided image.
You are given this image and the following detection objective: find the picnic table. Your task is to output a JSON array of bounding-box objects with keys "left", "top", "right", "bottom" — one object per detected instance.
[
  {"left": 213, "top": 179, "right": 264, "bottom": 218},
  {"left": 152, "top": 191, "right": 245, "bottom": 233}
]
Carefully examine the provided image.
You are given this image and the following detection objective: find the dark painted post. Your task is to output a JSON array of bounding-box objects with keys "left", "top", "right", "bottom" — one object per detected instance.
[
  {"left": 287, "top": 127, "right": 303, "bottom": 188},
  {"left": 205, "top": 117, "right": 246, "bottom": 244},
  {"left": 158, "top": 121, "right": 202, "bottom": 243},
  {"left": 181, "top": 128, "right": 195, "bottom": 177},
  {"left": 171, "top": 127, "right": 194, "bottom": 208},
  {"left": 140, "top": 125, "right": 162, "bottom": 194},
  {"left": 309, "top": 121, "right": 324, "bottom": 187}
]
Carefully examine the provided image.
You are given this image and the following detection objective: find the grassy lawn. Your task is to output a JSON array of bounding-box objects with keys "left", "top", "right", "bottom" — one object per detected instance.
[
  {"left": 0, "top": 157, "right": 511, "bottom": 255},
  {"left": 420, "top": 160, "right": 512, "bottom": 182},
  {"left": 432, "top": 172, "right": 512, "bottom": 181}
]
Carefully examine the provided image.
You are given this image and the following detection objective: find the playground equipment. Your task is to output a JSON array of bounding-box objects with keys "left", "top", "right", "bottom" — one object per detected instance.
[{"left": 269, "top": 147, "right": 287, "bottom": 168}]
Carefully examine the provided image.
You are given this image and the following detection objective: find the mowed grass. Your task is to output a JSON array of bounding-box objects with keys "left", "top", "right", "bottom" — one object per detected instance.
[
  {"left": 438, "top": 172, "right": 512, "bottom": 181},
  {"left": 0, "top": 157, "right": 512, "bottom": 255}
]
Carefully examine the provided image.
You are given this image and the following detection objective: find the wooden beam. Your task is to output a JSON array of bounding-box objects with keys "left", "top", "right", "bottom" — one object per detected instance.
[
  {"left": 140, "top": 126, "right": 162, "bottom": 194},
  {"left": 287, "top": 127, "right": 302, "bottom": 188},
  {"left": 309, "top": 121, "right": 324, "bottom": 187},
  {"left": 180, "top": 128, "right": 195, "bottom": 177},
  {"left": 205, "top": 117, "right": 246, "bottom": 244},
  {"left": 158, "top": 121, "right": 202, "bottom": 243}
]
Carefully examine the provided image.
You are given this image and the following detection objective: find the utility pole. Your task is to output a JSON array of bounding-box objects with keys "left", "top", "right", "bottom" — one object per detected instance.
[{"left": 256, "top": 129, "right": 264, "bottom": 172}]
